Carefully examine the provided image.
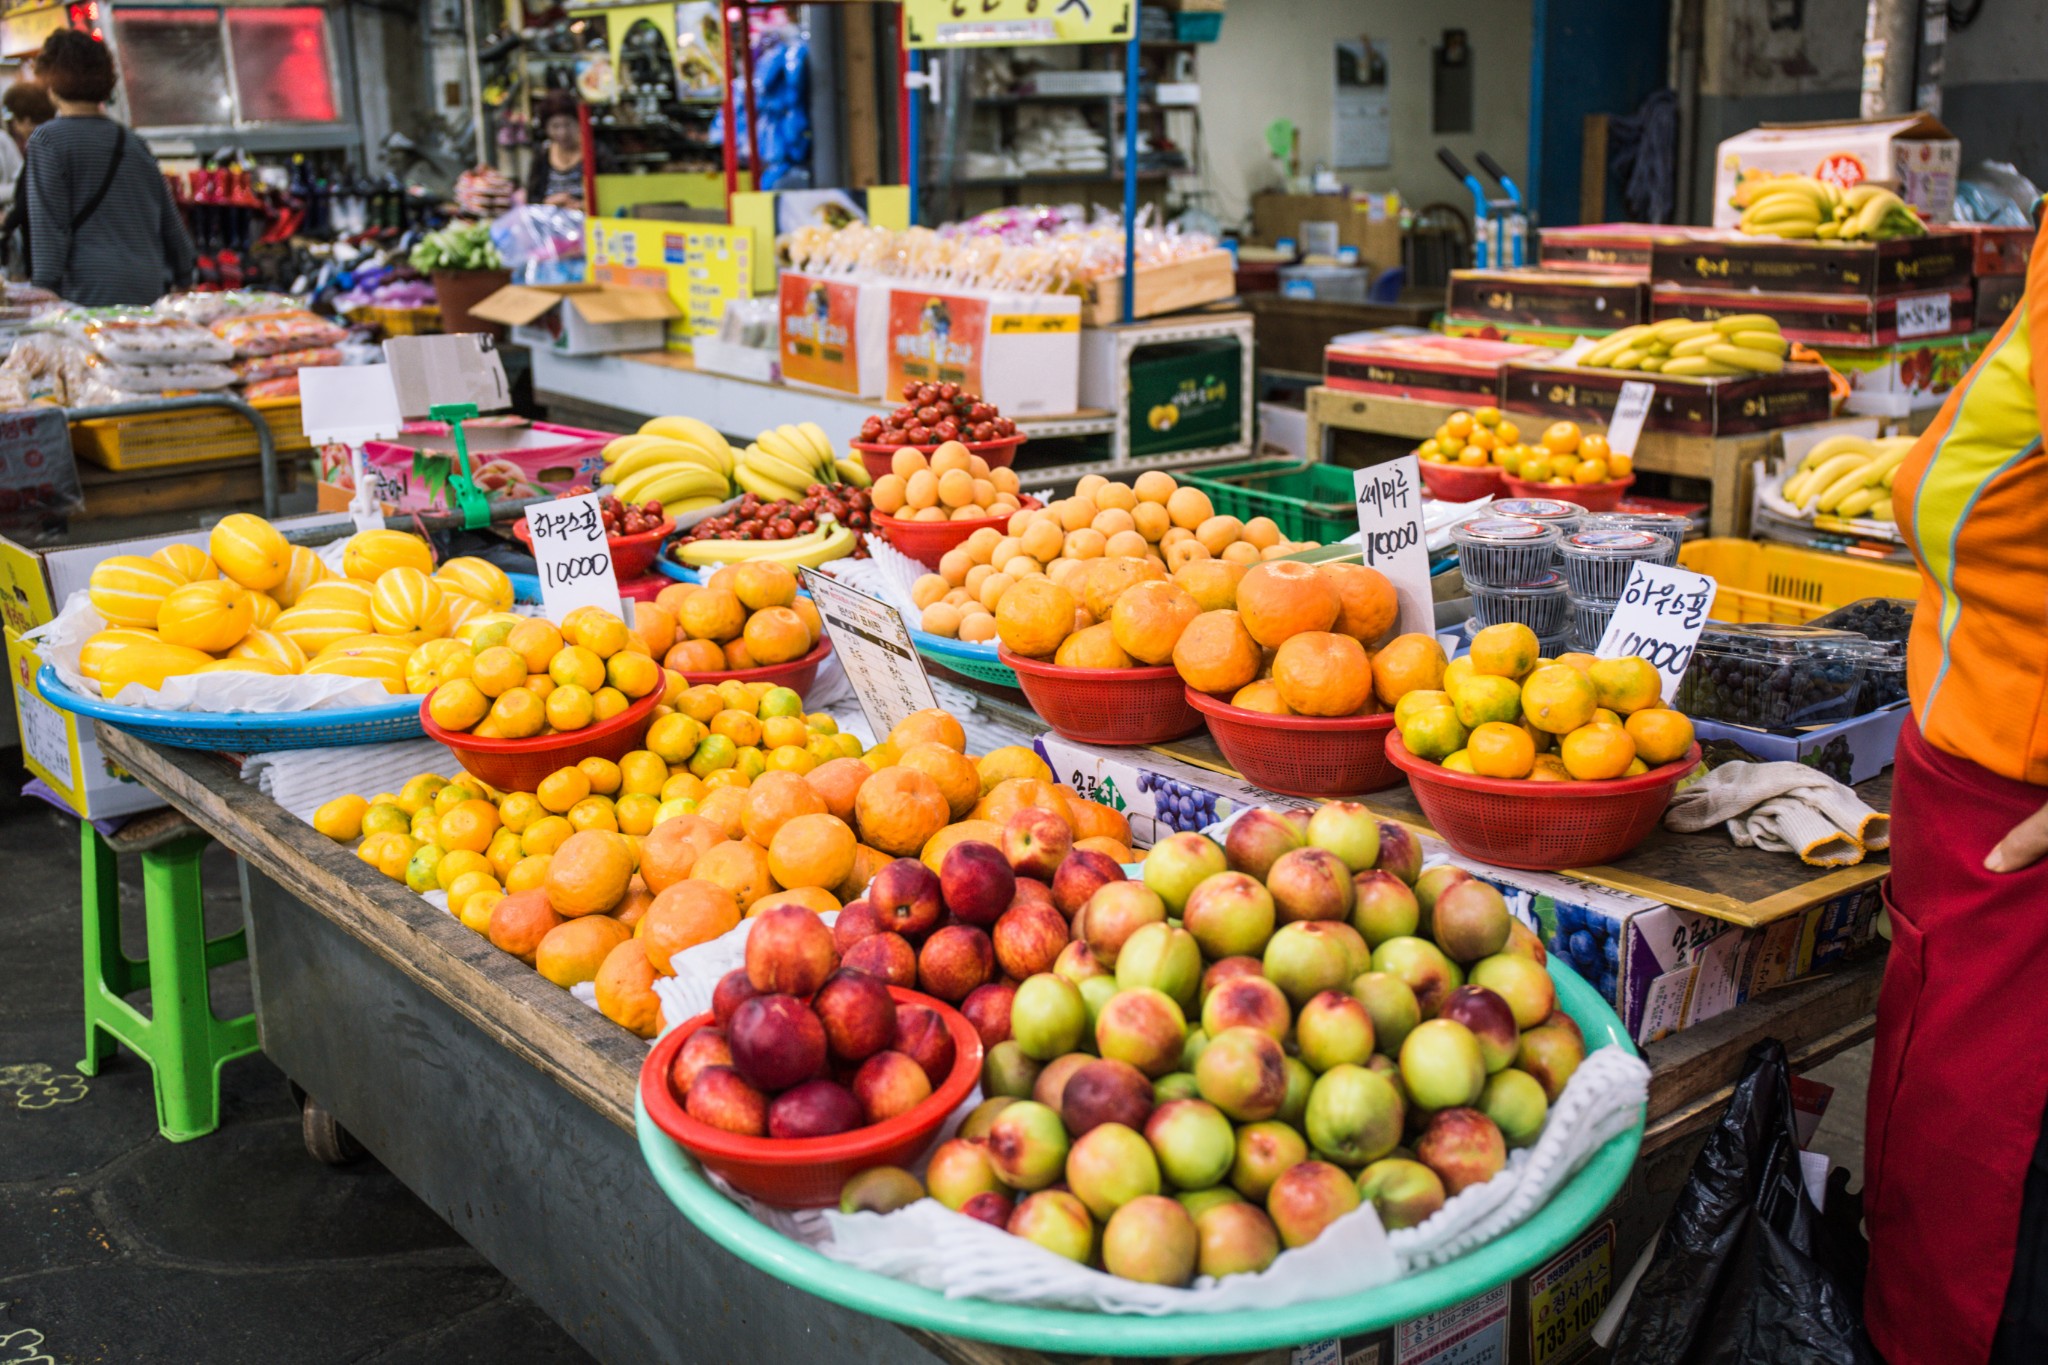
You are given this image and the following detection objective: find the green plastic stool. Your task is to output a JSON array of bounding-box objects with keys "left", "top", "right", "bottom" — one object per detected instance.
[{"left": 78, "top": 819, "right": 259, "bottom": 1142}]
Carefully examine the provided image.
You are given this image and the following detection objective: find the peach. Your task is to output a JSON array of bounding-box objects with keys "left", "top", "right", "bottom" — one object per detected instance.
[
  {"left": 711, "top": 968, "right": 759, "bottom": 1028},
  {"left": 1303, "top": 1063, "right": 1404, "bottom": 1167},
  {"left": 1004, "top": 806, "right": 1073, "bottom": 881},
  {"left": 1096, "top": 986, "right": 1188, "bottom": 1078},
  {"left": 686, "top": 1066, "right": 768, "bottom": 1135},
  {"left": 1006, "top": 1189, "right": 1095, "bottom": 1263},
  {"left": 1060, "top": 1058, "right": 1155, "bottom": 1137},
  {"left": 986, "top": 1099, "right": 1070, "bottom": 1191},
  {"left": 1195, "top": 1201, "right": 1282, "bottom": 1278},
  {"left": 870, "top": 857, "right": 944, "bottom": 937},
  {"left": 1267, "top": 847, "right": 1357, "bottom": 924},
  {"left": 1356, "top": 1157, "right": 1446, "bottom": 1230},
  {"left": 1398, "top": 1018, "right": 1487, "bottom": 1111},
  {"left": 1230, "top": 1120, "right": 1309, "bottom": 1202},
  {"left": 917, "top": 924, "right": 995, "bottom": 1002},
  {"left": 1436, "top": 985, "right": 1520, "bottom": 1074},
  {"left": 1195, "top": 1026, "right": 1288, "bottom": 1122},
  {"left": 1101, "top": 1196, "right": 1198, "bottom": 1286},
  {"left": 1370, "top": 936, "right": 1464, "bottom": 1018},
  {"left": 927, "top": 1138, "right": 1005, "bottom": 1210},
  {"left": 1296, "top": 990, "right": 1376, "bottom": 1073},
  {"left": 768, "top": 1079, "right": 863, "bottom": 1138},
  {"left": 994, "top": 903, "right": 1069, "bottom": 981},
  {"left": 1082, "top": 880, "right": 1167, "bottom": 967},
  {"left": 1146, "top": 1097, "right": 1236, "bottom": 1191},
  {"left": 1350, "top": 971, "right": 1423, "bottom": 1055},
  {"left": 744, "top": 905, "right": 839, "bottom": 996},
  {"left": 728, "top": 994, "right": 827, "bottom": 1091},
  {"left": 940, "top": 840, "right": 1016, "bottom": 927},
  {"left": 893, "top": 1003, "right": 959, "bottom": 1089},
  {"left": 1140, "top": 832, "right": 1228, "bottom": 915},
  {"left": 1415, "top": 1107, "right": 1507, "bottom": 1195},
  {"left": 852, "top": 1050, "right": 934, "bottom": 1124},
  {"left": 1051, "top": 848, "right": 1124, "bottom": 919},
  {"left": 1182, "top": 871, "right": 1276, "bottom": 960},
  {"left": 667, "top": 1027, "right": 733, "bottom": 1100},
  {"left": 813, "top": 968, "right": 899, "bottom": 1062},
  {"left": 841, "top": 931, "right": 917, "bottom": 988},
  {"left": 1066, "top": 1121, "right": 1162, "bottom": 1220},
  {"left": 1200, "top": 975, "right": 1292, "bottom": 1042},
  {"left": 1223, "top": 807, "right": 1310, "bottom": 880},
  {"left": 1266, "top": 1159, "right": 1362, "bottom": 1248},
  {"left": 839, "top": 1166, "right": 926, "bottom": 1215},
  {"left": 1432, "top": 879, "right": 1512, "bottom": 964},
  {"left": 1351, "top": 870, "right": 1421, "bottom": 948}
]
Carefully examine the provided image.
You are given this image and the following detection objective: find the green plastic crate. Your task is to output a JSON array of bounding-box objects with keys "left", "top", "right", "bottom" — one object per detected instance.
[{"left": 1182, "top": 460, "right": 1360, "bottom": 545}]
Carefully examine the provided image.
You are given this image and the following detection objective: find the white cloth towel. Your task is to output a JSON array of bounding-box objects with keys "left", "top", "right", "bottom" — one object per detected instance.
[{"left": 1663, "top": 760, "right": 1890, "bottom": 866}]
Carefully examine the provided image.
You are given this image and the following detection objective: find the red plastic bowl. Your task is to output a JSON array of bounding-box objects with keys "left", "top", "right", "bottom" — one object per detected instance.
[
  {"left": 666, "top": 636, "right": 834, "bottom": 694},
  {"left": 1384, "top": 735, "right": 1701, "bottom": 871},
  {"left": 421, "top": 682, "right": 662, "bottom": 792},
  {"left": 514, "top": 515, "right": 676, "bottom": 581},
  {"left": 639, "top": 986, "right": 983, "bottom": 1208},
  {"left": 873, "top": 498, "right": 1038, "bottom": 570},
  {"left": 1186, "top": 689, "right": 1404, "bottom": 798},
  {"left": 998, "top": 649, "right": 1203, "bottom": 747},
  {"left": 852, "top": 434, "right": 1026, "bottom": 483},
  {"left": 1502, "top": 474, "right": 1635, "bottom": 513},
  {"left": 1419, "top": 461, "right": 1508, "bottom": 503}
]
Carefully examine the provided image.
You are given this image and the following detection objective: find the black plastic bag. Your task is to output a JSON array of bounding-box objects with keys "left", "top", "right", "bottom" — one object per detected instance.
[{"left": 1612, "top": 1040, "right": 1874, "bottom": 1364}]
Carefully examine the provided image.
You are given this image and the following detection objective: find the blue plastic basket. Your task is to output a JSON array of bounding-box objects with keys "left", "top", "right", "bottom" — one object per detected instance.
[
  {"left": 637, "top": 958, "right": 1638, "bottom": 1355},
  {"left": 36, "top": 665, "right": 424, "bottom": 751},
  {"left": 912, "top": 630, "right": 1018, "bottom": 688},
  {"left": 653, "top": 557, "right": 701, "bottom": 584}
]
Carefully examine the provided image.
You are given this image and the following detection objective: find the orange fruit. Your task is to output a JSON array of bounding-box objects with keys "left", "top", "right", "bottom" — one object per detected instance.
[
  {"left": 804, "top": 757, "right": 872, "bottom": 823},
  {"left": 606, "top": 649, "right": 664, "bottom": 700},
  {"left": 635, "top": 815, "right": 710, "bottom": 893},
  {"left": 995, "top": 576, "right": 1077, "bottom": 658},
  {"left": 1521, "top": 664, "right": 1599, "bottom": 735},
  {"left": 665, "top": 639, "right": 727, "bottom": 674},
  {"left": 487, "top": 891, "right": 565, "bottom": 963},
  {"left": 732, "top": 561, "right": 799, "bottom": 610},
  {"left": 694, "top": 840, "right": 775, "bottom": 907},
  {"left": 897, "top": 743, "right": 981, "bottom": 819},
  {"left": 972, "top": 777, "right": 1075, "bottom": 828},
  {"left": 467, "top": 646, "right": 525, "bottom": 698},
  {"left": 546, "top": 685, "right": 596, "bottom": 732},
  {"left": 1108, "top": 580, "right": 1201, "bottom": 665},
  {"left": 1560, "top": 722, "right": 1636, "bottom": 780},
  {"left": 750, "top": 886, "right": 841, "bottom": 917},
  {"left": 697, "top": 786, "right": 748, "bottom": 840},
  {"left": 837, "top": 843, "right": 894, "bottom": 903},
  {"left": 1528, "top": 753, "right": 1574, "bottom": 782},
  {"left": 1236, "top": 561, "right": 1341, "bottom": 648},
  {"left": 768, "top": 811, "right": 858, "bottom": 890},
  {"left": 535, "top": 915, "right": 633, "bottom": 988},
  {"left": 567, "top": 796, "right": 620, "bottom": 833},
  {"left": 743, "top": 606, "right": 812, "bottom": 665},
  {"left": 633, "top": 603, "right": 678, "bottom": 658},
  {"left": 1271, "top": 631, "right": 1374, "bottom": 716},
  {"left": 438, "top": 799, "right": 502, "bottom": 854},
  {"left": 537, "top": 766, "right": 592, "bottom": 815},
  {"left": 543, "top": 830, "right": 634, "bottom": 916},
  {"left": 1552, "top": 652, "right": 1598, "bottom": 676},
  {"left": 613, "top": 881, "right": 655, "bottom": 929},
  {"left": 1055, "top": 622, "right": 1132, "bottom": 669},
  {"left": 594, "top": 938, "right": 663, "bottom": 1037},
  {"left": 1467, "top": 721, "right": 1537, "bottom": 779},
  {"left": 1578, "top": 433, "right": 1610, "bottom": 463},
  {"left": 855, "top": 767, "right": 952, "bottom": 856},
  {"left": 890, "top": 709, "right": 967, "bottom": 754},
  {"left": 1540, "top": 422, "right": 1582, "bottom": 455},
  {"left": 1079, "top": 556, "right": 1167, "bottom": 619},
  {"left": 1173, "top": 610, "right": 1262, "bottom": 696},
  {"left": 1175, "top": 559, "right": 1248, "bottom": 613},
  {"left": 1399, "top": 705, "right": 1470, "bottom": 762},
  {"left": 1444, "top": 412, "right": 1474, "bottom": 439},
  {"left": 1068, "top": 798, "right": 1131, "bottom": 847},
  {"left": 1453, "top": 674, "right": 1523, "bottom": 728},
  {"left": 740, "top": 770, "right": 829, "bottom": 845},
  {"left": 521, "top": 815, "right": 574, "bottom": 857},
  {"left": 1625, "top": 707, "right": 1696, "bottom": 765},
  {"left": 639, "top": 878, "right": 742, "bottom": 973},
  {"left": 580, "top": 755, "right": 626, "bottom": 796},
  {"left": 548, "top": 644, "right": 606, "bottom": 691},
  {"left": 977, "top": 745, "right": 1053, "bottom": 794},
  {"left": 1231, "top": 679, "right": 1293, "bottom": 714},
  {"left": 1588, "top": 656, "right": 1662, "bottom": 715},
  {"left": 921, "top": 819, "right": 1007, "bottom": 875},
  {"left": 1321, "top": 563, "right": 1399, "bottom": 646},
  {"left": 1371, "top": 633, "right": 1449, "bottom": 706},
  {"left": 679, "top": 588, "right": 747, "bottom": 642},
  {"left": 1469, "top": 623, "right": 1541, "bottom": 680}
]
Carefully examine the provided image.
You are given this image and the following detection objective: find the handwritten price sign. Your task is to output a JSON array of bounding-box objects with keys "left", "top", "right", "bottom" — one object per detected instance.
[
  {"left": 1594, "top": 561, "right": 1717, "bottom": 702},
  {"left": 524, "top": 492, "right": 623, "bottom": 622},
  {"left": 799, "top": 568, "right": 937, "bottom": 739},
  {"left": 1353, "top": 455, "right": 1435, "bottom": 636}
]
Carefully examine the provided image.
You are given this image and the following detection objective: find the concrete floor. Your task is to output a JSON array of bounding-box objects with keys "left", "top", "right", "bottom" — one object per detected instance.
[{"left": 0, "top": 777, "right": 595, "bottom": 1364}]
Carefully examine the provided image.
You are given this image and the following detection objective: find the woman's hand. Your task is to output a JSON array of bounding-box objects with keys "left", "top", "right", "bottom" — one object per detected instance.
[{"left": 1986, "top": 797, "right": 2048, "bottom": 872}]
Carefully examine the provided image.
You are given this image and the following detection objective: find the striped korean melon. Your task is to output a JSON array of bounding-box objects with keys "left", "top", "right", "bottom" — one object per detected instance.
[
  {"left": 274, "top": 603, "right": 373, "bottom": 655},
  {"left": 88, "top": 555, "right": 181, "bottom": 628},
  {"left": 314, "top": 635, "right": 415, "bottom": 666},
  {"left": 440, "top": 592, "right": 493, "bottom": 634},
  {"left": 151, "top": 542, "right": 217, "bottom": 584},
  {"left": 210, "top": 513, "right": 291, "bottom": 591},
  {"left": 79, "top": 628, "right": 160, "bottom": 682},
  {"left": 370, "top": 567, "right": 449, "bottom": 638},
  {"left": 155, "top": 580, "right": 254, "bottom": 654},
  {"left": 306, "top": 637, "right": 409, "bottom": 694},
  {"left": 433, "top": 557, "right": 514, "bottom": 611},
  {"left": 267, "top": 544, "right": 330, "bottom": 609},
  {"left": 197, "top": 658, "right": 291, "bottom": 676},
  {"left": 247, "top": 592, "right": 280, "bottom": 630},
  {"left": 99, "top": 642, "right": 214, "bottom": 698},
  {"left": 343, "top": 529, "right": 433, "bottom": 582},
  {"left": 295, "top": 577, "right": 373, "bottom": 614},
  {"left": 229, "top": 630, "right": 307, "bottom": 673}
]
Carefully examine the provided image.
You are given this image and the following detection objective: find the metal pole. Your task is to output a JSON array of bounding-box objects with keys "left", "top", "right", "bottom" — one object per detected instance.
[
  {"left": 903, "top": 11, "right": 921, "bottom": 225},
  {"left": 68, "top": 395, "right": 281, "bottom": 518},
  {"left": 721, "top": 3, "right": 741, "bottom": 203},
  {"left": 1120, "top": 1, "right": 1141, "bottom": 323},
  {"left": 1861, "top": 0, "right": 1919, "bottom": 118},
  {"left": 460, "top": 0, "right": 490, "bottom": 167},
  {"left": 739, "top": 2, "right": 763, "bottom": 189}
]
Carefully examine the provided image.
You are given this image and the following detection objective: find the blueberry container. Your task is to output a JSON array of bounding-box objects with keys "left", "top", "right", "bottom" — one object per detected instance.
[
  {"left": 1582, "top": 512, "right": 1690, "bottom": 564},
  {"left": 1468, "top": 572, "right": 1571, "bottom": 636},
  {"left": 1571, "top": 598, "right": 1615, "bottom": 651},
  {"left": 1674, "top": 623, "right": 1885, "bottom": 731},
  {"left": 1807, "top": 597, "right": 1915, "bottom": 709},
  {"left": 1490, "top": 497, "right": 1591, "bottom": 539},
  {"left": 1557, "top": 528, "right": 1675, "bottom": 600},
  {"left": 1451, "top": 516, "right": 1562, "bottom": 588}
]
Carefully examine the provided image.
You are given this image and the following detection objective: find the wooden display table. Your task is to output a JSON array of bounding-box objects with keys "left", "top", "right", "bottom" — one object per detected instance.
[
  {"left": 1302, "top": 386, "right": 1776, "bottom": 538},
  {"left": 92, "top": 728, "right": 1883, "bottom": 1363}
]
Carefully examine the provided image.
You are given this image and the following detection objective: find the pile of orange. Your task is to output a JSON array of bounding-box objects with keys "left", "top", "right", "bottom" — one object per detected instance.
[
  {"left": 310, "top": 708, "right": 1132, "bottom": 1039},
  {"left": 646, "top": 561, "right": 826, "bottom": 674},
  {"left": 1393, "top": 623, "right": 1695, "bottom": 781},
  {"left": 424, "top": 607, "right": 674, "bottom": 739},
  {"left": 1413, "top": 411, "right": 1634, "bottom": 486}
]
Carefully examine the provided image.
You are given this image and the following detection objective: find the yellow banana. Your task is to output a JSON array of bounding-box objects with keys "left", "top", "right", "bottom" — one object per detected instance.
[
  {"left": 1845, "top": 184, "right": 1887, "bottom": 209},
  {"left": 1800, "top": 453, "right": 1872, "bottom": 511},
  {"left": 833, "top": 456, "right": 873, "bottom": 488},
  {"left": 604, "top": 440, "right": 724, "bottom": 485},
  {"left": 1579, "top": 326, "right": 1652, "bottom": 368},
  {"left": 1872, "top": 496, "right": 1894, "bottom": 520},
  {"left": 743, "top": 444, "right": 823, "bottom": 492},
  {"left": 677, "top": 524, "right": 832, "bottom": 566},
  {"left": 1782, "top": 468, "right": 1815, "bottom": 504},
  {"left": 1800, "top": 434, "right": 1878, "bottom": 471},
  {"left": 797, "top": 422, "right": 837, "bottom": 468},
  {"left": 1671, "top": 334, "right": 1722, "bottom": 358},
  {"left": 733, "top": 463, "right": 807, "bottom": 504},
  {"left": 1713, "top": 314, "right": 1780, "bottom": 336},
  {"left": 1662, "top": 355, "right": 1743, "bottom": 377},
  {"left": 756, "top": 427, "right": 818, "bottom": 476},
  {"left": 1815, "top": 223, "right": 1841, "bottom": 240},
  {"left": 1638, "top": 356, "right": 1668, "bottom": 372},
  {"left": 1817, "top": 461, "right": 1880, "bottom": 512},
  {"left": 1744, "top": 194, "right": 1824, "bottom": 222},
  {"left": 1835, "top": 487, "right": 1881, "bottom": 518},
  {"left": 628, "top": 468, "right": 732, "bottom": 509},
  {"left": 1651, "top": 319, "right": 1716, "bottom": 343},
  {"left": 1704, "top": 343, "right": 1785, "bottom": 374},
  {"left": 641, "top": 416, "right": 733, "bottom": 463},
  {"left": 1730, "top": 331, "right": 1789, "bottom": 356},
  {"left": 773, "top": 425, "right": 829, "bottom": 477},
  {"left": 1883, "top": 465, "right": 1898, "bottom": 489},
  {"left": 1608, "top": 348, "right": 1647, "bottom": 370},
  {"left": 601, "top": 433, "right": 667, "bottom": 463}
]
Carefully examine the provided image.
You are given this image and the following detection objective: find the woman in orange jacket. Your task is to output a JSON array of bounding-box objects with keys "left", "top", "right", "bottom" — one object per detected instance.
[{"left": 1867, "top": 202, "right": 2048, "bottom": 1363}]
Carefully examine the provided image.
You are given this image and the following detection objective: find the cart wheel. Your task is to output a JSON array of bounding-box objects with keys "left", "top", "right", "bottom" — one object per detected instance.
[
  {"left": 301, "top": 1097, "right": 365, "bottom": 1167},
  {"left": 288, "top": 1079, "right": 307, "bottom": 1109}
]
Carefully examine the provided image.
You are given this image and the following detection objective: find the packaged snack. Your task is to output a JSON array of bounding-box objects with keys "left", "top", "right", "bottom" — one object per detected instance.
[
  {"left": 158, "top": 290, "right": 297, "bottom": 324},
  {"left": 210, "top": 310, "right": 349, "bottom": 358},
  {"left": 232, "top": 347, "right": 343, "bottom": 384},
  {"left": 243, "top": 375, "right": 302, "bottom": 401},
  {"left": 72, "top": 312, "right": 234, "bottom": 365}
]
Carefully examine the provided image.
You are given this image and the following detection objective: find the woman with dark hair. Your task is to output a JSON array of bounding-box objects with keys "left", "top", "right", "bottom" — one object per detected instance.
[
  {"left": 525, "top": 93, "right": 585, "bottom": 208},
  {"left": 24, "top": 30, "right": 193, "bottom": 305},
  {"left": 1, "top": 81, "right": 55, "bottom": 270}
]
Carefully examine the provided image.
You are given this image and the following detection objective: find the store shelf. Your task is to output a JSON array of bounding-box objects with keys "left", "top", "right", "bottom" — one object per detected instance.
[{"left": 928, "top": 170, "right": 1174, "bottom": 188}]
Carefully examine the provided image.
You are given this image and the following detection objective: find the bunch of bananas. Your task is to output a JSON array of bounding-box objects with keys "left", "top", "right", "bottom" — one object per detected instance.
[
  {"left": 1575, "top": 315, "right": 1789, "bottom": 377},
  {"left": 735, "top": 424, "right": 874, "bottom": 502},
  {"left": 600, "top": 417, "right": 736, "bottom": 511},
  {"left": 1734, "top": 175, "right": 1926, "bottom": 242},
  {"left": 673, "top": 520, "right": 859, "bottom": 570},
  {"left": 1779, "top": 434, "right": 1917, "bottom": 522}
]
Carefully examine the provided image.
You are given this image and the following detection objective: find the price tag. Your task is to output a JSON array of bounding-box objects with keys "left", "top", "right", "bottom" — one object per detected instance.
[
  {"left": 799, "top": 568, "right": 937, "bottom": 739},
  {"left": 18, "top": 675, "right": 73, "bottom": 790},
  {"left": 1594, "top": 561, "right": 1718, "bottom": 703},
  {"left": 1895, "top": 291, "right": 1952, "bottom": 339},
  {"left": 523, "top": 492, "right": 622, "bottom": 623},
  {"left": 1352, "top": 455, "right": 1434, "bottom": 636},
  {"left": 1606, "top": 380, "right": 1655, "bottom": 458}
]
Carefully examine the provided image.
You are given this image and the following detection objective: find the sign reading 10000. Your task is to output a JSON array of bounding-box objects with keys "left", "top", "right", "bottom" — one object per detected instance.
[{"left": 903, "top": 0, "right": 1136, "bottom": 49}]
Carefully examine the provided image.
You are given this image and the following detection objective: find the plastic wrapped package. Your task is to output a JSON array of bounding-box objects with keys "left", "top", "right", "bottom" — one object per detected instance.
[
  {"left": 232, "top": 346, "right": 343, "bottom": 384},
  {"left": 49, "top": 310, "right": 235, "bottom": 365},
  {"left": 2, "top": 332, "right": 78, "bottom": 404},
  {"left": 243, "top": 375, "right": 302, "bottom": 401},
  {"left": 157, "top": 290, "right": 297, "bottom": 324},
  {"left": 0, "top": 406, "right": 83, "bottom": 529},
  {"left": 85, "top": 357, "right": 238, "bottom": 392},
  {"left": 1674, "top": 624, "right": 1882, "bottom": 730},
  {"left": 210, "top": 310, "right": 349, "bottom": 358},
  {"left": 490, "top": 205, "right": 585, "bottom": 284}
]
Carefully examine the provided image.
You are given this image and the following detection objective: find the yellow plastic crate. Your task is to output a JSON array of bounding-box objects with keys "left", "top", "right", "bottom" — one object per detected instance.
[
  {"left": 1677, "top": 538, "right": 1923, "bottom": 624},
  {"left": 368, "top": 304, "right": 441, "bottom": 336},
  {"left": 71, "top": 396, "right": 312, "bottom": 472}
]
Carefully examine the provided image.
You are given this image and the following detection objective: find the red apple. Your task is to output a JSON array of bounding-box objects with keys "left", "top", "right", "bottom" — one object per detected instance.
[
  {"left": 745, "top": 905, "right": 839, "bottom": 996},
  {"left": 1436, "top": 984, "right": 1520, "bottom": 1073},
  {"left": 1182, "top": 871, "right": 1277, "bottom": 960},
  {"left": 993, "top": 903, "right": 1070, "bottom": 981},
  {"left": 1199, "top": 955, "right": 1265, "bottom": 1003},
  {"left": 1200, "top": 975, "right": 1292, "bottom": 1042},
  {"left": 1195, "top": 1026, "right": 1288, "bottom": 1121},
  {"left": 1515, "top": 1020, "right": 1585, "bottom": 1103},
  {"left": 960, "top": 981, "right": 1017, "bottom": 1050},
  {"left": 1432, "top": 880, "right": 1512, "bottom": 964},
  {"left": 852, "top": 1049, "right": 934, "bottom": 1124},
  {"left": 1374, "top": 821, "right": 1423, "bottom": 886},
  {"left": 1266, "top": 1159, "right": 1362, "bottom": 1248},
  {"left": 1351, "top": 870, "right": 1421, "bottom": 948},
  {"left": 728, "top": 994, "right": 827, "bottom": 1091},
  {"left": 1032, "top": 1052, "right": 1093, "bottom": 1111},
  {"left": 941, "top": 840, "right": 1017, "bottom": 927},
  {"left": 1141, "top": 832, "right": 1229, "bottom": 915},
  {"left": 918, "top": 924, "right": 995, "bottom": 1002},
  {"left": 685, "top": 1065, "right": 768, "bottom": 1136},
  {"left": 813, "top": 968, "right": 900, "bottom": 1063},
  {"left": 1054, "top": 938, "right": 1108, "bottom": 985},
  {"left": 1051, "top": 849, "right": 1124, "bottom": 919},
  {"left": 1005, "top": 807, "right": 1074, "bottom": 882},
  {"left": 1095, "top": 987, "right": 1189, "bottom": 1078},
  {"left": 892, "top": 1003, "right": 958, "bottom": 1089},
  {"left": 841, "top": 931, "right": 917, "bottom": 987},
  {"left": 927, "top": 1138, "right": 1004, "bottom": 1210},
  {"left": 1009, "top": 876, "right": 1057, "bottom": 914},
  {"left": 1357, "top": 1156, "right": 1445, "bottom": 1229},
  {"left": 871, "top": 858, "right": 944, "bottom": 938}
]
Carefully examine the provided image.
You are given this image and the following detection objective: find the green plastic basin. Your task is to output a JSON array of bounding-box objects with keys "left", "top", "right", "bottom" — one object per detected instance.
[{"left": 635, "top": 960, "right": 1640, "bottom": 1356}]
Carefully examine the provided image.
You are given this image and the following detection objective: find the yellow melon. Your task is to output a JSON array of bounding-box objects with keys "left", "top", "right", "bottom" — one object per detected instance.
[
  {"left": 197, "top": 658, "right": 291, "bottom": 676},
  {"left": 98, "top": 642, "right": 215, "bottom": 697},
  {"left": 156, "top": 580, "right": 255, "bottom": 653},
  {"left": 306, "top": 648, "right": 408, "bottom": 693},
  {"left": 267, "top": 544, "right": 329, "bottom": 609},
  {"left": 210, "top": 513, "right": 290, "bottom": 591},
  {"left": 229, "top": 629, "right": 307, "bottom": 673},
  {"left": 79, "top": 628, "right": 160, "bottom": 681},
  {"left": 370, "top": 567, "right": 449, "bottom": 638},
  {"left": 274, "top": 603, "right": 373, "bottom": 655},
  {"left": 343, "top": 529, "right": 433, "bottom": 582},
  {"left": 434, "top": 557, "right": 514, "bottom": 611},
  {"left": 295, "top": 577, "right": 372, "bottom": 613},
  {"left": 247, "top": 592, "right": 280, "bottom": 630},
  {"left": 151, "top": 542, "right": 217, "bottom": 584},
  {"left": 440, "top": 592, "right": 493, "bottom": 634},
  {"left": 88, "top": 555, "right": 181, "bottom": 628}
]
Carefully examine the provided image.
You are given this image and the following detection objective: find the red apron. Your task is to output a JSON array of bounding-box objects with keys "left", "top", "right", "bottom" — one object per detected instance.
[{"left": 1867, "top": 716, "right": 2048, "bottom": 1363}]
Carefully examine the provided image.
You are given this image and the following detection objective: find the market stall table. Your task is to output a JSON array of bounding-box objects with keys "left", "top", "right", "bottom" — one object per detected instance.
[{"left": 92, "top": 726, "right": 1886, "bottom": 1362}]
